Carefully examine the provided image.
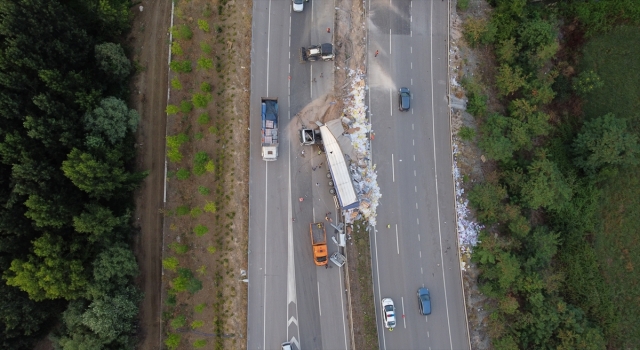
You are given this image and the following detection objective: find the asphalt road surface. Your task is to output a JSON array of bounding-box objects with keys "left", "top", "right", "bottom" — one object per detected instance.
[
  {"left": 248, "top": 1, "right": 350, "bottom": 350},
  {"left": 367, "top": 0, "right": 471, "bottom": 349}
]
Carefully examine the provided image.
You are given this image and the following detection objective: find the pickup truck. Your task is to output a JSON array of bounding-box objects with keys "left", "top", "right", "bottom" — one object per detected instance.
[{"left": 310, "top": 222, "right": 328, "bottom": 266}]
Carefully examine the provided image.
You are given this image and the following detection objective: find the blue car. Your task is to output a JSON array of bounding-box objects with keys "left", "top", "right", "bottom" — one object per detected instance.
[
  {"left": 417, "top": 288, "right": 431, "bottom": 315},
  {"left": 398, "top": 87, "right": 411, "bottom": 111}
]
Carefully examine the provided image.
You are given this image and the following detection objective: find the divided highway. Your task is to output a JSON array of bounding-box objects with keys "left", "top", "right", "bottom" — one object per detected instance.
[
  {"left": 367, "top": 0, "right": 470, "bottom": 349},
  {"left": 248, "top": 0, "right": 469, "bottom": 349},
  {"left": 248, "top": 1, "right": 350, "bottom": 350}
]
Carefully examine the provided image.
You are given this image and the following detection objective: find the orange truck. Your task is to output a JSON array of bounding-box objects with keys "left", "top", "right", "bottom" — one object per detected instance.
[{"left": 310, "top": 222, "right": 328, "bottom": 266}]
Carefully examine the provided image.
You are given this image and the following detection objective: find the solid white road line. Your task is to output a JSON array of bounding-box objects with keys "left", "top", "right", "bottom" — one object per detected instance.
[
  {"left": 428, "top": 0, "right": 453, "bottom": 348},
  {"left": 395, "top": 224, "right": 399, "bottom": 255},
  {"left": 392, "top": 154, "right": 395, "bottom": 182},
  {"left": 401, "top": 297, "right": 406, "bottom": 328},
  {"left": 317, "top": 281, "right": 322, "bottom": 316}
]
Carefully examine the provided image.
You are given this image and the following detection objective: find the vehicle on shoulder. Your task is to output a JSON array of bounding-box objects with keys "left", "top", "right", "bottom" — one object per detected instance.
[
  {"left": 381, "top": 297, "right": 396, "bottom": 330},
  {"left": 417, "top": 287, "right": 431, "bottom": 315}
]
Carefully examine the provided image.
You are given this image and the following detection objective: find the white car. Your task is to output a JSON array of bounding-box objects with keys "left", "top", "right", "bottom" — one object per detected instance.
[
  {"left": 381, "top": 298, "right": 396, "bottom": 330},
  {"left": 281, "top": 341, "right": 292, "bottom": 350},
  {"left": 292, "top": 0, "right": 303, "bottom": 12}
]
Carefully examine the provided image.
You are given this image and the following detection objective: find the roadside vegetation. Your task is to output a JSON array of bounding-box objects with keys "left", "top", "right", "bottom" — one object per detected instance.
[
  {"left": 161, "top": 0, "right": 251, "bottom": 349},
  {"left": 0, "top": 0, "right": 143, "bottom": 348},
  {"left": 346, "top": 220, "right": 379, "bottom": 348},
  {"left": 458, "top": 0, "right": 640, "bottom": 348}
]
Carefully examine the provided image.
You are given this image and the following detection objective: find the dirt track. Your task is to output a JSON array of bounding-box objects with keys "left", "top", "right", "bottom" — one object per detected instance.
[{"left": 127, "top": 1, "right": 172, "bottom": 349}]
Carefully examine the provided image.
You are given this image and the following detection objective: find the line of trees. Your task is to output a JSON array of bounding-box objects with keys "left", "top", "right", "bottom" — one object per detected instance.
[
  {"left": 462, "top": 0, "right": 640, "bottom": 349},
  {"left": 0, "top": 0, "right": 143, "bottom": 348}
]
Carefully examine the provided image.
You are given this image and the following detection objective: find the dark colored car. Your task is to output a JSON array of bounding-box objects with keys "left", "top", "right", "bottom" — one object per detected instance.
[
  {"left": 398, "top": 87, "right": 411, "bottom": 111},
  {"left": 417, "top": 287, "right": 431, "bottom": 315}
]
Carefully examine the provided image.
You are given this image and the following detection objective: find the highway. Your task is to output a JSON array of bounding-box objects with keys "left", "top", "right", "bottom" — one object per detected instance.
[
  {"left": 367, "top": 0, "right": 470, "bottom": 349},
  {"left": 248, "top": 1, "right": 350, "bottom": 350}
]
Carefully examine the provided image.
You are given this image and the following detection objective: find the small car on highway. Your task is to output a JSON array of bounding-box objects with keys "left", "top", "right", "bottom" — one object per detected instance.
[
  {"left": 292, "top": 0, "right": 303, "bottom": 12},
  {"left": 381, "top": 297, "right": 396, "bottom": 330},
  {"left": 417, "top": 287, "right": 431, "bottom": 315},
  {"left": 281, "top": 341, "right": 292, "bottom": 350},
  {"left": 398, "top": 87, "right": 411, "bottom": 111}
]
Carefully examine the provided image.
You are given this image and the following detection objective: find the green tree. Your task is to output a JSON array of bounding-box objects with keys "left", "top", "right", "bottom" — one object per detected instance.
[
  {"left": 90, "top": 245, "right": 139, "bottom": 297},
  {"left": 573, "top": 113, "right": 639, "bottom": 175},
  {"left": 62, "top": 148, "right": 143, "bottom": 199},
  {"left": 81, "top": 286, "right": 141, "bottom": 342},
  {"left": 496, "top": 64, "right": 527, "bottom": 97},
  {"left": 478, "top": 113, "right": 516, "bottom": 161},
  {"left": 94, "top": 42, "right": 131, "bottom": 81},
  {"left": 73, "top": 203, "right": 130, "bottom": 242},
  {"left": 520, "top": 156, "right": 573, "bottom": 211},
  {"left": 84, "top": 97, "right": 140, "bottom": 148},
  {"left": 24, "top": 194, "right": 71, "bottom": 228},
  {"left": 4, "top": 234, "right": 88, "bottom": 301},
  {"left": 468, "top": 182, "right": 508, "bottom": 224}
]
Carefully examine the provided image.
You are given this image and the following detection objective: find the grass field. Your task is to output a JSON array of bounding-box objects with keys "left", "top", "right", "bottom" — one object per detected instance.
[
  {"left": 580, "top": 25, "right": 640, "bottom": 125},
  {"left": 580, "top": 25, "right": 640, "bottom": 348}
]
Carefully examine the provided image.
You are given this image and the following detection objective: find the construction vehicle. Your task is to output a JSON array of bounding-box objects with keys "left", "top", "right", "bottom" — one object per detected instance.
[
  {"left": 300, "top": 43, "right": 334, "bottom": 62},
  {"left": 310, "top": 222, "right": 328, "bottom": 266},
  {"left": 261, "top": 98, "right": 279, "bottom": 161}
]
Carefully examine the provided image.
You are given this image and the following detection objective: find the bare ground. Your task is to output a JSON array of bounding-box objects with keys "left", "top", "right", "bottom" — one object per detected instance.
[{"left": 127, "top": 1, "right": 172, "bottom": 349}]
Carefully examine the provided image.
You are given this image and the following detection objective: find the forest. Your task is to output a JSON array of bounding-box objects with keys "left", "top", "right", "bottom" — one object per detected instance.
[
  {"left": 460, "top": 0, "right": 640, "bottom": 348},
  {"left": 0, "top": 0, "right": 143, "bottom": 348}
]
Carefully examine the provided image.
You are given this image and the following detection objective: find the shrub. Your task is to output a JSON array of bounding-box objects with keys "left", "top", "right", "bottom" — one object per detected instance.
[
  {"left": 176, "top": 168, "right": 190, "bottom": 180},
  {"left": 573, "top": 70, "right": 604, "bottom": 96},
  {"left": 191, "top": 320, "right": 204, "bottom": 329},
  {"left": 162, "top": 257, "right": 180, "bottom": 272},
  {"left": 200, "top": 42, "right": 212, "bottom": 54},
  {"left": 171, "top": 315, "right": 186, "bottom": 329},
  {"left": 171, "top": 41, "right": 183, "bottom": 55},
  {"left": 198, "top": 186, "right": 210, "bottom": 195},
  {"left": 209, "top": 126, "right": 219, "bottom": 134},
  {"left": 167, "top": 133, "right": 188, "bottom": 163},
  {"left": 176, "top": 205, "right": 190, "bottom": 215},
  {"left": 165, "top": 333, "right": 181, "bottom": 350},
  {"left": 197, "top": 19, "right": 209, "bottom": 32},
  {"left": 204, "top": 201, "right": 216, "bottom": 213},
  {"left": 458, "top": 126, "right": 476, "bottom": 141},
  {"left": 180, "top": 100, "right": 193, "bottom": 113},
  {"left": 166, "top": 104, "right": 179, "bottom": 115},
  {"left": 200, "top": 82, "right": 212, "bottom": 92},
  {"left": 171, "top": 77, "right": 182, "bottom": 90},
  {"left": 192, "top": 93, "right": 210, "bottom": 108},
  {"left": 190, "top": 207, "right": 202, "bottom": 218},
  {"left": 166, "top": 293, "right": 177, "bottom": 306},
  {"left": 194, "top": 132, "right": 204, "bottom": 140},
  {"left": 172, "top": 24, "right": 193, "bottom": 40},
  {"left": 169, "top": 242, "right": 189, "bottom": 254},
  {"left": 467, "top": 93, "right": 488, "bottom": 117},
  {"left": 193, "top": 339, "right": 207, "bottom": 348},
  {"left": 205, "top": 160, "right": 215, "bottom": 173},
  {"left": 457, "top": 0, "right": 469, "bottom": 11},
  {"left": 197, "top": 57, "right": 214, "bottom": 70},
  {"left": 195, "top": 303, "right": 206, "bottom": 313},
  {"left": 198, "top": 113, "right": 211, "bottom": 125},
  {"left": 170, "top": 60, "right": 192, "bottom": 73},
  {"left": 194, "top": 224, "right": 209, "bottom": 236},
  {"left": 193, "top": 152, "right": 210, "bottom": 175},
  {"left": 207, "top": 246, "right": 217, "bottom": 254}
]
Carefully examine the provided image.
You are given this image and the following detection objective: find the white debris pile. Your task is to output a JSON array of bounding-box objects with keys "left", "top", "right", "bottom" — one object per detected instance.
[
  {"left": 453, "top": 142, "right": 482, "bottom": 248},
  {"left": 342, "top": 70, "right": 381, "bottom": 227}
]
